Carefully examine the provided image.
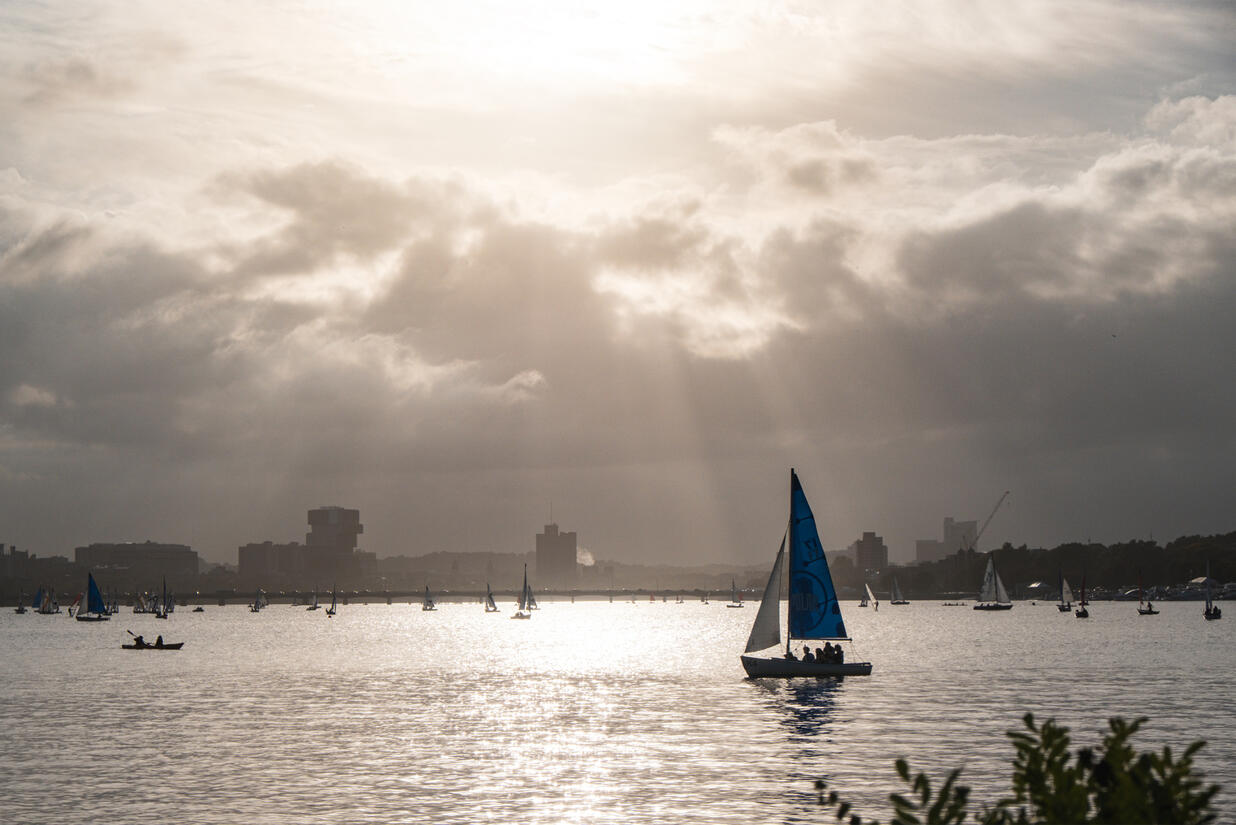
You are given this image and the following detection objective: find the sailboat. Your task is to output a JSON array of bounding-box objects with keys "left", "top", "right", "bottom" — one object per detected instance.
[
  {"left": 14, "top": 589, "right": 26, "bottom": 614},
  {"left": 36, "top": 586, "right": 60, "bottom": 614},
  {"left": 726, "top": 579, "right": 744, "bottom": 608},
  {"left": 890, "top": 577, "right": 909, "bottom": 605},
  {"left": 249, "top": 588, "right": 268, "bottom": 613},
  {"left": 484, "top": 583, "right": 499, "bottom": 613},
  {"left": 325, "top": 586, "right": 337, "bottom": 617},
  {"left": 1137, "top": 572, "right": 1158, "bottom": 615},
  {"left": 1057, "top": 572, "right": 1073, "bottom": 612},
  {"left": 865, "top": 583, "right": 879, "bottom": 611},
  {"left": 1075, "top": 574, "right": 1089, "bottom": 618},
  {"left": 422, "top": 585, "right": 437, "bottom": 611},
  {"left": 306, "top": 589, "right": 321, "bottom": 611},
  {"left": 511, "top": 565, "right": 533, "bottom": 619},
  {"left": 154, "top": 577, "right": 170, "bottom": 620},
  {"left": 740, "top": 469, "right": 873, "bottom": 678},
  {"left": 75, "top": 572, "right": 112, "bottom": 622},
  {"left": 973, "top": 554, "right": 1013, "bottom": 610},
  {"left": 1204, "top": 562, "right": 1222, "bottom": 620}
]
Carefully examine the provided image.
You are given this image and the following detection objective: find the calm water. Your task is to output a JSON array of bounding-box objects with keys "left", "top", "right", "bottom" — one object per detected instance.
[{"left": 1, "top": 599, "right": 1232, "bottom": 823}]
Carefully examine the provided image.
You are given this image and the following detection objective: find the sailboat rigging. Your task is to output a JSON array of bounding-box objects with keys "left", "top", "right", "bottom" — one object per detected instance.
[
  {"left": 325, "top": 586, "right": 337, "bottom": 617},
  {"left": 740, "top": 469, "right": 873, "bottom": 678},
  {"left": 484, "top": 583, "right": 499, "bottom": 613},
  {"left": 726, "top": 579, "right": 743, "bottom": 608},
  {"left": 422, "top": 585, "right": 437, "bottom": 611}
]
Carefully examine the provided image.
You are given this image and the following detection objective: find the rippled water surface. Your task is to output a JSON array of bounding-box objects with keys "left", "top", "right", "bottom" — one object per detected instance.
[{"left": 2, "top": 599, "right": 1232, "bottom": 823}]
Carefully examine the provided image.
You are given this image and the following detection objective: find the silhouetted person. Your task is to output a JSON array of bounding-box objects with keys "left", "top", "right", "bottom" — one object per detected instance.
[
  {"left": 815, "top": 647, "right": 825, "bottom": 662},
  {"left": 823, "top": 642, "right": 835, "bottom": 663},
  {"left": 133, "top": 635, "right": 146, "bottom": 648},
  {"left": 155, "top": 635, "right": 163, "bottom": 648},
  {"left": 784, "top": 649, "right": 797, "bottom": 661},
  {"left": 835, "top": 645, "right": 844, "bottom": 664},
  {"left": 802, "top": 646, "right": 815, "bottom": 662}
]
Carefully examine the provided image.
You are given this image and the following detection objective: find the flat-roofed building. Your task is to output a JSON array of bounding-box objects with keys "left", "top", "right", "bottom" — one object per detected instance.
[
  {"left": 536, "top": 523, "right": 577, "bottom": 587},
  {"left": 74, "top": 541, "right": 199, "bottom": 580}
]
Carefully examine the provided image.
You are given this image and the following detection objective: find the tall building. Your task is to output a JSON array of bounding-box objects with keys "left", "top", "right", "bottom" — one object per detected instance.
[
  {"left": 915, "top": 517, "right": 978, "bottom": 564},
  {"left": 536, "top": 523, "right": 577, "bottom": 587},
  {"left": 239, "top": 506, "right": 373, "bottom": 589},
  {"left": 853, "top": 531, "right": 889, "bottom": 575}
]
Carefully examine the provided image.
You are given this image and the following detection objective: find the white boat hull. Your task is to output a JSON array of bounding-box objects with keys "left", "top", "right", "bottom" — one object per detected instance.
[{"left": 741, "top": 655, "right": 872, "bottom": 678}]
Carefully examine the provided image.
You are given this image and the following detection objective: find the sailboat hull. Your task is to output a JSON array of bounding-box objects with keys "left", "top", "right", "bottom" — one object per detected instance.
[
  {"left": 741, "top": 655, "right": 872, "bottom": 678},
  {"left": 973, "top": 603, "right": 1013, "bottom": 611}
]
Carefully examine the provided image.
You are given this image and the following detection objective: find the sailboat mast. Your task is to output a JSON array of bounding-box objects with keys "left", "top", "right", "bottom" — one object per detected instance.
[{"left": 786, "top": 468, "right": 795, "bottom": 655}]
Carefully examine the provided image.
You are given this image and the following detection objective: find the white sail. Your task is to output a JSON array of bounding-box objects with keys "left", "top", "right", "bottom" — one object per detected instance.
[
  {"left": 978, "top": 556, "right": 998, "bottom": 602},
  {"left": 1060, "top": 578, "right": 1073, "bottom": 605},
  {"left": 891, "top": 578, "right": 904, "bottom": 602},
  {"left": 864, "top": 583, "right": 876, "bottom": 606},
  {"left": 994, "top": 569, "right": 1010, "bottom": 604},
  {"left": 745, "top": 538, "right": 786, "bottom": 653}
]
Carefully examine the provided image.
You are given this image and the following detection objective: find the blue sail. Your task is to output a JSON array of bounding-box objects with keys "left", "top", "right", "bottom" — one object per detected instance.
[
  {"left": 788, "top": 469, "right": 848, "bottom": 640},
  {"left": 31, "top": 587, "right": 44, "bottom": 610},
  {"left": 86, "top": 573, "right": 107, "bottom": 615}
]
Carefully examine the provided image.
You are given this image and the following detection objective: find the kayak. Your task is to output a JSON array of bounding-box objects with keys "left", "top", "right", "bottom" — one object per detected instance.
[{"left": 121, "top": 642, "right": 184, "bottom": 650}]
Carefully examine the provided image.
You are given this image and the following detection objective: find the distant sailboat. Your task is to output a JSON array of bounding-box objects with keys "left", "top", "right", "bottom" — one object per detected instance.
[
  {"left": 422, "top": 586, "right": 437, "bottom": 611},
  {"left": 511, "top": 565, "right": 533, "bottom": 619},
  {"left": 36, "top": 586, "right": 60, "bottom": 614},
  {"left": 726, "top": 579, "right": 744, "bottom": 608},
  {"left": 1057, "top": 572, "right": 1074, "bottom": 612},
  {"left": 890, "top": 577, "right": 909, "bottom": 605},
  {"left": 1075, "top": 574, "right": 1089, "bottom": 618},
  {"left": 1204, "top": 562, "right": 1222, "bottom": 621},
  {"left": 306, "top": 589, "right": 320, "bottom": 611},
  {"left": 865, "top": 583, "right": 878, "bottom": 611},
  {"left": 14, "top": 589, "right": 27, "bottom": 614},
  {"left": 250, "top": 588, "right": 268, "bottom": 613},
  {"left": 325, "top": 586, "right": 337, "bottom": 617},
  {"left": 740, "top": 469, "right": 872, "bottom": 677},
  {"left": 155, "top": 577, "right": 170, "bottom": 620},
  {"left": 1137, "top": 572, "right": 1158, "bottom": 615},
  {"left": 484, "top": 583, "right": 499, "bottom": 613},
  {"left": 973, "top": 554, "right": 1013, "bottom": 610},
  {"left": 75, "top": 573, "right": 112, "bottom": 622}
]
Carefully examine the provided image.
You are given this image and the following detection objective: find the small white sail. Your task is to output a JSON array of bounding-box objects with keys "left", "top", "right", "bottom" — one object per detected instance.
[
  {"left": 891, "top": 579, "right": 904, "bottom": 602},
  {"left": 1060, "top": 578, "right": 1074, "bottom": 605},
  {"left": 745, "top": 538, "right": 786, "bottom": 653}
]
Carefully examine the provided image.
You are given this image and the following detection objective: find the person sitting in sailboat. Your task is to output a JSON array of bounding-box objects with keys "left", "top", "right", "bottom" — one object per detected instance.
[
  {"left": 784, "top": 648, "right": 797, "bottom": 661},
  {"left": 802, "top": 646, "right": 815, "bottom": 662},
  {"left": 133, "top": 634, "right": 147, "bottom": 648}
]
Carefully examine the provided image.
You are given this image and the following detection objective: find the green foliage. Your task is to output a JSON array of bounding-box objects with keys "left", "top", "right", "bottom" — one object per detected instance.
[{"left": 815, "top": 715, "right": 1219, "bottom": 824}]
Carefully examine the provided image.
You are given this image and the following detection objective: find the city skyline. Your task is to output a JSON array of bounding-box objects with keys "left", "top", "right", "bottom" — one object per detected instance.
[{"left": 2, "top": 2, "right": 1234, "bottom": 568}]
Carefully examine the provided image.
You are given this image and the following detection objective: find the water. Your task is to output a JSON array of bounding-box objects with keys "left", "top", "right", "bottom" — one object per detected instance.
[{"left": 2, "top": 600, "right": 1232, "bottom": 823}]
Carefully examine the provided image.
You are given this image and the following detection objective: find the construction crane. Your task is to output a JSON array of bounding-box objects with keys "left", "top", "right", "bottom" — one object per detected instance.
[{"left": 967, "top": 490, "right": 1010, "bottom": 551}]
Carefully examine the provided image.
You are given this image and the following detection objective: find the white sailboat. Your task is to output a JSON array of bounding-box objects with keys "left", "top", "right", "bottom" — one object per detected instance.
[
  {"left": 512, "top": 565, "right": 533, "bottom": 619},
  {"left": 973, "top": 554, "right": 1013, "bottom": 610},
  {"left": 484, "top": 583, "right": 499, "bottom": 613},
  {"left": 890, "top": 577, "right": 909, "bottom": 605},
  {"left": 422, "top": 585, "right": 437, "bottom": 611},
  {"left": 1057, "top": 572, "right": 1073, "bottom": 612},
  {"left": 740, "top": 469, "right": 873, "bottom": 678},
  {"left": 325, "top": 585, "right": 338, "bottom": 617},
  {"left": 864, "top": 583, "right": 878, "bottom": 610},
  {"left": 249, "top": 588, "right": 268, "bottom": 613},
  {"left": 306, "top": 589, "right": 320, "bottom": 611},
  {"left": 726, "top": 579, "right": 744, "bottom": 608}
]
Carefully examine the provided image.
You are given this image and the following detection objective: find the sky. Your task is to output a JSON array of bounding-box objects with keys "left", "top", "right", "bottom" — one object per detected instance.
[{"left": 1, "top": 0, "right": 1234, "bottom": 566}]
